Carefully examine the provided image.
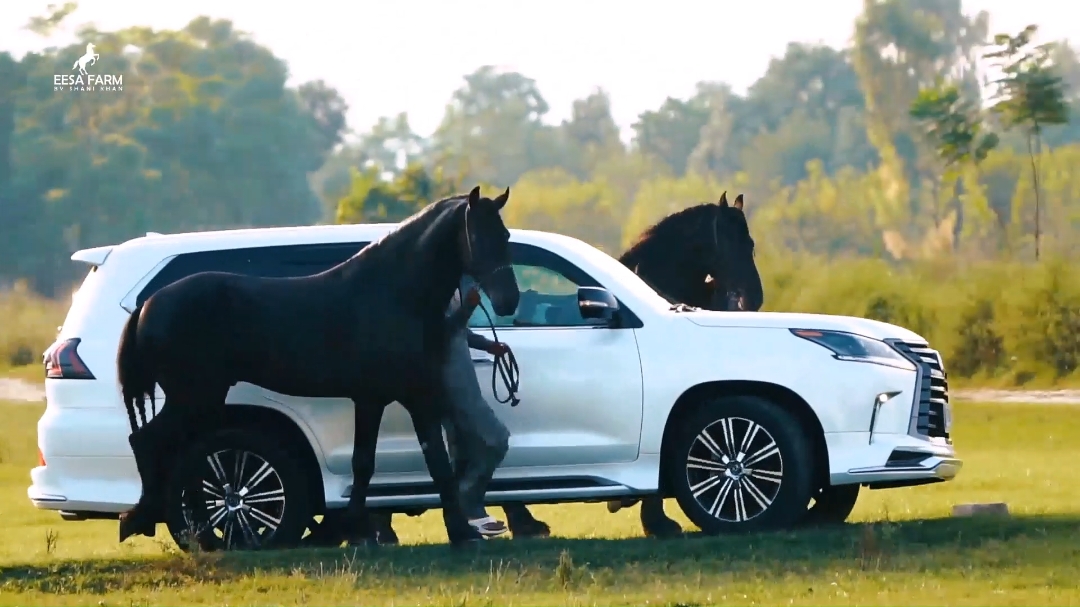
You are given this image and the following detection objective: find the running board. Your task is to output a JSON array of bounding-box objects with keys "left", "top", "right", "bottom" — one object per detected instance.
[{"left": 340, "top": 475, "right": 645, "bottom": 508}]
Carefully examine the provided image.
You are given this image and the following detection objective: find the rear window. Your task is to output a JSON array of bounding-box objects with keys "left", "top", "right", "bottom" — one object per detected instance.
[
  {"left": 136, "top": 242, "right": 369, "bottom": 307},
  {"left": 57, "top": 265, "right": 109, "bottom": 338}
]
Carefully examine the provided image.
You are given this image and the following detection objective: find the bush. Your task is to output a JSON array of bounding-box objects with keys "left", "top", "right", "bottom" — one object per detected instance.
[
  {"left": 0, "top": 281, "right": 67, "bottom": 369},
  {"left": 758, "top": 254, "right": 1080, "bottom": 387},
  {"left": 2, "top": 254, "right": 1078, "bottom": 387}
]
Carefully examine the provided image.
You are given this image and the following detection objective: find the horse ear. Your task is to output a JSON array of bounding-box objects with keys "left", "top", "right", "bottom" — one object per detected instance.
[
  {"left": 493, "top": 187, "right": 510, "bottom": 210},
  {"left": 733, "top": 194, "right": 744, "bottom": 211},
  {"left": 468, "top": 186, "right": 482, "bottom": 207},
  {"left": 718, "top": 191, "right": 728, "bottom": 207}
]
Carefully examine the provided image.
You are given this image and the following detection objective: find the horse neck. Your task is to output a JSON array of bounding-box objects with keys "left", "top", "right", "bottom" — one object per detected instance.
[
  {"left": 343, "top": 203, "right": 465, "bottom": 315},
  {"left": 619, "top": 238, "right": 703, "bottom": 302}
]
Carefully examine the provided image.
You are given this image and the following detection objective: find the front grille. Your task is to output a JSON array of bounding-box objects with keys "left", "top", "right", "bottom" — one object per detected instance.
[{"left": 891, "top": 341, "right": 951, "bottom": 441}]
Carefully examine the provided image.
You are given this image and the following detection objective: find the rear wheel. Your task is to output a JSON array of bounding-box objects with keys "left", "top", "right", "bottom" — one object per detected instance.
[
  {"left": 666, "top": 395, "right": 815, "bottom": 535},
  {"left": 166, "top": 428, "right": 311, "bottom": 552}
]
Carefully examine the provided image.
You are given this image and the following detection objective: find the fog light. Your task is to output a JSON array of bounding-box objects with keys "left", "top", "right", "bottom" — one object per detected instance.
[{"left": 869, "top": 391, "right": 902, "bottom": 444}]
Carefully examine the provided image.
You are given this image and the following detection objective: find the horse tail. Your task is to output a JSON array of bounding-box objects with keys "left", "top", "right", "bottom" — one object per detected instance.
[
  {"left": 72, "top": 60, "right": 78, "bottom": 69},
  {"left": 117, "top": 305, "right": 154, "bottom": 434}
]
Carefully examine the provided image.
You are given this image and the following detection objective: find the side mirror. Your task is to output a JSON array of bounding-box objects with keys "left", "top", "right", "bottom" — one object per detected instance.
[{"left": 577, "top": 286, "right": 619, "bottom": 322}]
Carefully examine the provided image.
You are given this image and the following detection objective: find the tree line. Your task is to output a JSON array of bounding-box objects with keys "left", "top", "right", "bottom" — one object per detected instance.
[{"left": 2, "top": 0, "right": 1080, "bottom": 299}]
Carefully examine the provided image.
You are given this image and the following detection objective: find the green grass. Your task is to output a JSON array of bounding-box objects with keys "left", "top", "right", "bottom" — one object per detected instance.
[{"left": 0, "top": 401, "right": 1078, "bottom": 605}]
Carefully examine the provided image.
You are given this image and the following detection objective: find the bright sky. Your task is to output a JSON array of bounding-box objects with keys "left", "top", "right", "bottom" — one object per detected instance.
[{"left": 2, "top": 0, "right": 1077, "bottom": 141}]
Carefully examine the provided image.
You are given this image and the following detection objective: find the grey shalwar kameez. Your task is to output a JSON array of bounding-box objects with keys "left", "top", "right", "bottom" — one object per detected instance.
[{"left": 442, "top": 276, "right": 512, "bottom": 531}]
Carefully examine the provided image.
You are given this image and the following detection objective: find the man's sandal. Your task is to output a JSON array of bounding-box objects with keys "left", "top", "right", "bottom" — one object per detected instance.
[{"left": 469, "top": 516, "right": 509, "bottom": 537}]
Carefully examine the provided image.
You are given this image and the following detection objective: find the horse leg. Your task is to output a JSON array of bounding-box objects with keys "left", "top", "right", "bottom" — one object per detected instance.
[
  {"left": 342, "top": 400, "right": 385, "bottom": 547},
  {"left": 370, "top": 509, "right": 398, "bottom": 546},
  {"left": 404, "top": 403, "right": 481, "bottom": 545},
  {"left": 119, "top": 401, "right": 185, "bottom": 542},
  {"left": 640, "top": 496, "right": 684, "bottom": 538},
  {"left": 504, "top": 502, "right": 551, "bottom": 539}
]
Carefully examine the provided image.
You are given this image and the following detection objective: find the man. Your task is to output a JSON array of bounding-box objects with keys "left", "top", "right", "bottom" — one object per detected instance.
[
  {"left": 372, "top": 275, "right": 513, "bottom": 541},
  {"left": 440, "top": 275, "right": 513, "bottom": 536}
]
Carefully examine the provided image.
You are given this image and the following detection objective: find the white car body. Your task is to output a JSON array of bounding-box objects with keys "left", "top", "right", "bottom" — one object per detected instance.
[{"left": 28, "top": 224, "right": 961, "bottom": 526}]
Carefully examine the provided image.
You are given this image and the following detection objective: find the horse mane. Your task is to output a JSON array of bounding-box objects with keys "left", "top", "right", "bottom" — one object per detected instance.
[
  {"left": 619, "top": 203, "right": 718, "bottom": 264},
  {"left": 357, "top": 194, "right": 467, "bottom": 259}
]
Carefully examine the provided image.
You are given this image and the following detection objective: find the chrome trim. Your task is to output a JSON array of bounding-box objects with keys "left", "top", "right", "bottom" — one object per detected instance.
[
  {"left": 119, "top": 254, "right": 177, "bottom": 313},
  {"left": 869, "top": 391, "right": 901, "bottom": 445},
  {"left": 847, "top": 456, "right": 963, "bottom": 481}
]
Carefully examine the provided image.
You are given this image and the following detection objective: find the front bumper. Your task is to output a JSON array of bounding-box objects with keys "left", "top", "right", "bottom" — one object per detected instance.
[{"left": 828, "top": 432, "right": 961, "bottom": 488}]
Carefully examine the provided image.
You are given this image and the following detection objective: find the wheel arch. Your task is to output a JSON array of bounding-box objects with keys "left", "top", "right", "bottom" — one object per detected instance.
[
  {"left": 221, "top": 404, "right": 327, "bottom": 513},
  {"left": 657, "top": 380, "right": 829, "bottom": 496}
]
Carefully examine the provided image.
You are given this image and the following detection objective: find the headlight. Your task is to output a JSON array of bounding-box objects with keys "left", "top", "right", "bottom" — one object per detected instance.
[{"left": 790, "top": 329, "right": 916, "bottom": 371}]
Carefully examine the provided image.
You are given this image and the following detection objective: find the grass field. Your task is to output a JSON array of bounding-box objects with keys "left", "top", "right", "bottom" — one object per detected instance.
[{"left": 0, "top": 400, "right": 1078, "bottom": 606}]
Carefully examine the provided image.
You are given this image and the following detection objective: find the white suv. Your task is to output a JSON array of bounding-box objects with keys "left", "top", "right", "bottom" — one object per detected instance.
[{"left": 29, "top": 224, "right": 961, "bottom": 544}]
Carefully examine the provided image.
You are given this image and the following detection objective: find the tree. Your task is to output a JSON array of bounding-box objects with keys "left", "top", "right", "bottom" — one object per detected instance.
[
  {"left": 430, "top": 66, "right": 560, "bottom": 186},
  {"left": 910, "top": 84, "right": 998, "bottom": 169},
  {"left": 560, "top": 88, "right": 623, "bottom": 177},
  {"left": 984, "top": 25, "right": 1070, "bottom": 260},
  {"left": 335, "top": 163, "right": 457, "bottom": 225},
  {"left": 24, "top": 2, "right": 79, "bottom": 36},
  {"left": 852, "top": 0, "right": 990, "bottom": 229},
  {"left": 4, "top": 17, "right": 347, "bottom": 293},
  {"left": 631, "top": 95, "right": 710, "bottom": 176},
  {"left": 909, "top": 82, "right": 999, "bottom": 251}
]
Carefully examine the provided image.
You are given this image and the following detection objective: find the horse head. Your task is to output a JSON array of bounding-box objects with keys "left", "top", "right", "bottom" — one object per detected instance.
[
  {"left": 459, "top": 185, "right": 520, "bottom": 317},
  {"left": 705, "top": 192, "right": 763, "bottom": 312}
]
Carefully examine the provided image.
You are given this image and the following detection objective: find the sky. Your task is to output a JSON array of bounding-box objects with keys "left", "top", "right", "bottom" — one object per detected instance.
[{"left": 2, "top": 0, "right": 1077, "bottom": 142}]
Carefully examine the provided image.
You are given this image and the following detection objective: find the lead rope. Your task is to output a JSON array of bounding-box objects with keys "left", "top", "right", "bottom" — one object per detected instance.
[{"left": 463, "top": 287, "right": 521, "bottom": 407}]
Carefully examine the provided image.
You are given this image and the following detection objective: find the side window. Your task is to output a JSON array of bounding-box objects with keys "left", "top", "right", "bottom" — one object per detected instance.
[
  {"left": 467, "top": 244, "right": 607, "bottom": 328},
  {"left": 137, "top": 242, "right": 368, "bottom": 306}
]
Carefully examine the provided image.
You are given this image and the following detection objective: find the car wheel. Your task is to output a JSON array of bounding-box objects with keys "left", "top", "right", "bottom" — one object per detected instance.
[
  {"left": 802, "top": 483, "right": 860, "bottom": 526},
  {"left": 166, "top": 428, "right": 311, "bottom": 552},
  {"left": 666, "top": 395, "right": 814, "bottom": 535}
]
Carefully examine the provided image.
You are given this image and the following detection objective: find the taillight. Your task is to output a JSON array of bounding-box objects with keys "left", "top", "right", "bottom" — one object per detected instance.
[
  {"left": 43, "top": 338, "right": 95, "bottom": 380},
  {"left": 37, "top": 448, "right": 46, "bottom": 467}
]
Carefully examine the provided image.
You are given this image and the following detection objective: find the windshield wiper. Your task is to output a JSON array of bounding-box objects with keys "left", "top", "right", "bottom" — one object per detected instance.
[{"left": 669, "top": 303, "right": 699, "bottom": 313}]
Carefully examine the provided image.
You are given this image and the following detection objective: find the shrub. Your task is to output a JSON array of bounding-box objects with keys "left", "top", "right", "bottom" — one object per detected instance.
[{"left": 0, "top": 281, "right": 67, "bottom": 369}]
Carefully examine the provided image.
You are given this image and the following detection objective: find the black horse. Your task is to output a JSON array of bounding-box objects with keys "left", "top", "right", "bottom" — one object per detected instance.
[
  {"left": 372, "top": 191, "right": 763, "bottom": 542},
  {"left": 115, "top": 186, "right": 520, "bottom": 548}
]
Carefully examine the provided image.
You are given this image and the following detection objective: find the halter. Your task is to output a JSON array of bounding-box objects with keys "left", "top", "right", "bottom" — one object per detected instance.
[{"left": 459, "top": 202, "right": 521, "bottom": 407}]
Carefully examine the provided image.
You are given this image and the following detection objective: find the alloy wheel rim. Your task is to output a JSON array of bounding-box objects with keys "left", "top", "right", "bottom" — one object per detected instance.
[
  {"left": 685, "top": 416, "right": 783, "bottom": 523},
  {"left": 182, "top": 448, "right": 286, "bottom": 549}
]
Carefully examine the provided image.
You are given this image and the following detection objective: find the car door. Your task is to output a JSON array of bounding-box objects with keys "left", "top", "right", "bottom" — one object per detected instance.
[{"left": 464, "top": 242, "right": 645, "bottom": 469}]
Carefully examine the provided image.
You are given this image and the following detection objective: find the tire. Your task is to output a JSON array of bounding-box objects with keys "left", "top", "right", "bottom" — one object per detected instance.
[
  {"left": 166, "top": 428, "right": 312, "bottom": 552},
  {"left": 802, "top": 483, "right": 860, "bottom": 526},
  {"left": 666, "top": 395, "right": 815, "bottom": 535}
]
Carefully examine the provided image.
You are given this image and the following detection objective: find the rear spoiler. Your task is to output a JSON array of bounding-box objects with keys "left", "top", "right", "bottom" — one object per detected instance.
[{"left": 70, "top": 245, "right": 115, "bottom": 267}]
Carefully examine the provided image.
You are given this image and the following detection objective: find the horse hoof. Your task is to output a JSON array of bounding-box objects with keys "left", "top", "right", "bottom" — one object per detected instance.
[
  {"left": 643, "top": 518, "right": 684, "bottom": 539},
  {"left": 345, "top": 536, "right": 380, "bottom": 550},
  {"left": 606, "top": 498, "right": 639, "bottom": 514},
  {"left": 510, "top": 520, "right": 551, "bottom": 539},
  {"left": 118, "top": 511, "right": 156, "bottom": 543},
  {"left": 451, "top": 536, "right": 483, "bottom": 550},
  {"left": 376, "top": 531, "right": 400, "bottom": 546}
]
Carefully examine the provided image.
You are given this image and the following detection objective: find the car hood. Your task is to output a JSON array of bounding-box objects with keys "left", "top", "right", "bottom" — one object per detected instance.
[{"left": 683, "top": 311, "right": 927, "bottom": 343}]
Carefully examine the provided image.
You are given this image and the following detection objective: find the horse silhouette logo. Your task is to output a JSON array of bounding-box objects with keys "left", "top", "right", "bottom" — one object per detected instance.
[{"left": 72, "top": 43, "right": 99, "bottom": 77}]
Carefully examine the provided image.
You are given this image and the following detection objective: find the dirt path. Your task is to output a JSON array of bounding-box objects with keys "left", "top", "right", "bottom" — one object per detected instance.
[
  {"left": 950, "top": 388, "right": 1080, "bottom": 405},
  {"left": 2, "top": 377, "right": 1079, "bottom": 405},
  {"left": 0, "top": 378, "right": 47, "bottom": 403}
]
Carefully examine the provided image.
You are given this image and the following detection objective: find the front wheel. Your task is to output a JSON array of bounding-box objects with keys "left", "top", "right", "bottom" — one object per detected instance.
[
  {"left": 166, "top": 428, "right": 312, "bottom": 552},
  {"left": 666, "top": 395, "right": 815, "bottom": 535}
]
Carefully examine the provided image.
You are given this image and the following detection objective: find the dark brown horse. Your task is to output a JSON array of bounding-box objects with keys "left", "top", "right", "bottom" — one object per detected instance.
[
  {"left": 372, "top": 191, "right": 763, "bottom": 543},
  {"left": 116, "top": 186, "right": 520, "bottom": 549}
]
